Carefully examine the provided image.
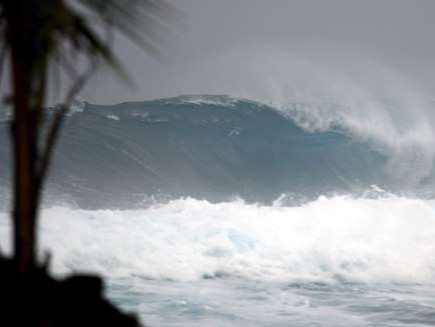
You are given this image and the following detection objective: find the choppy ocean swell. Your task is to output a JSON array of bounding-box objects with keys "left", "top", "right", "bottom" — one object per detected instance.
[{"left": 1, "top": 195, "right": 434, "bottom": 285}]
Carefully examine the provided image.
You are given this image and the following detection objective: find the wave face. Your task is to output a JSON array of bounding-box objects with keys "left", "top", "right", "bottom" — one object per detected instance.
[{"left": 0, "top": 95, "right": 433, "bottom": 209}]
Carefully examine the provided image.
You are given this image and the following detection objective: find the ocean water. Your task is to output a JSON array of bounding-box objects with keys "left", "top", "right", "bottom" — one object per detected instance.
[{"left": 1, "top": 95, "right": 435, "bottom": 325}]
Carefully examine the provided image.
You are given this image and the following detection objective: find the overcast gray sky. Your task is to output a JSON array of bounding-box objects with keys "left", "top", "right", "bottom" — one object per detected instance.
[{"left": 83, "top": 0, "right": 435, "bottom": 104}]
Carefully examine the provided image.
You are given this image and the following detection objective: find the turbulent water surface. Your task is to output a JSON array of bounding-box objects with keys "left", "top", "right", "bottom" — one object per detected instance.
[{"left": 1, "top": 95, "right": 435, "bottom": 326}]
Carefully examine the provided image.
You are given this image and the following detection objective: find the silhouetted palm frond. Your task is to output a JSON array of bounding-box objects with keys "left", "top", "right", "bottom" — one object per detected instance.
[{"left": 0, "top": 0, "right": 177, "bottom": 276}]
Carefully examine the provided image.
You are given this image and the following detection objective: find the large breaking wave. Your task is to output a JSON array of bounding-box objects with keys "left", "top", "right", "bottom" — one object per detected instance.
[{"left": 1, "top": 94, "right": 434, "bottom": 209}]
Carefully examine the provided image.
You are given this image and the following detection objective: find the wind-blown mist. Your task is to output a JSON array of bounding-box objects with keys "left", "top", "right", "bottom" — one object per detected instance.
[{"left": 181, "top": 48, "right": 435, "bottom": 177}]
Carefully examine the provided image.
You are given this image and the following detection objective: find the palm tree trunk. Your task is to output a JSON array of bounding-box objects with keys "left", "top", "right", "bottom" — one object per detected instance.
[
  {"left": 10, "top": 44, "right": 38, "bottom": 275},
  {"left": 3, "top": 0, "right": 42, "bottom": 275}
]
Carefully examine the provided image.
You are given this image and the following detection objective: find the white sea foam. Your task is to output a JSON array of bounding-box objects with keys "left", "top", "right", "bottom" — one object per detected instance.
[
  {"left": 68, "top": 97, "right": 85, "bottom": 115},
  {"left": 106, "top": 114, "right": 120, "bottom": 121},
  {"left": 161, "top": 94, "right": 241, "bottom": 107},
  {"left": 1, "top": 195, "right": 434, "bottom": 284}
]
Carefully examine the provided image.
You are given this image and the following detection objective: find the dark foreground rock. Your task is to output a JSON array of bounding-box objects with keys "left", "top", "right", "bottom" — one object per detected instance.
[{"left": 0, "top": 255, "right": 141, "bottom": 326}]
